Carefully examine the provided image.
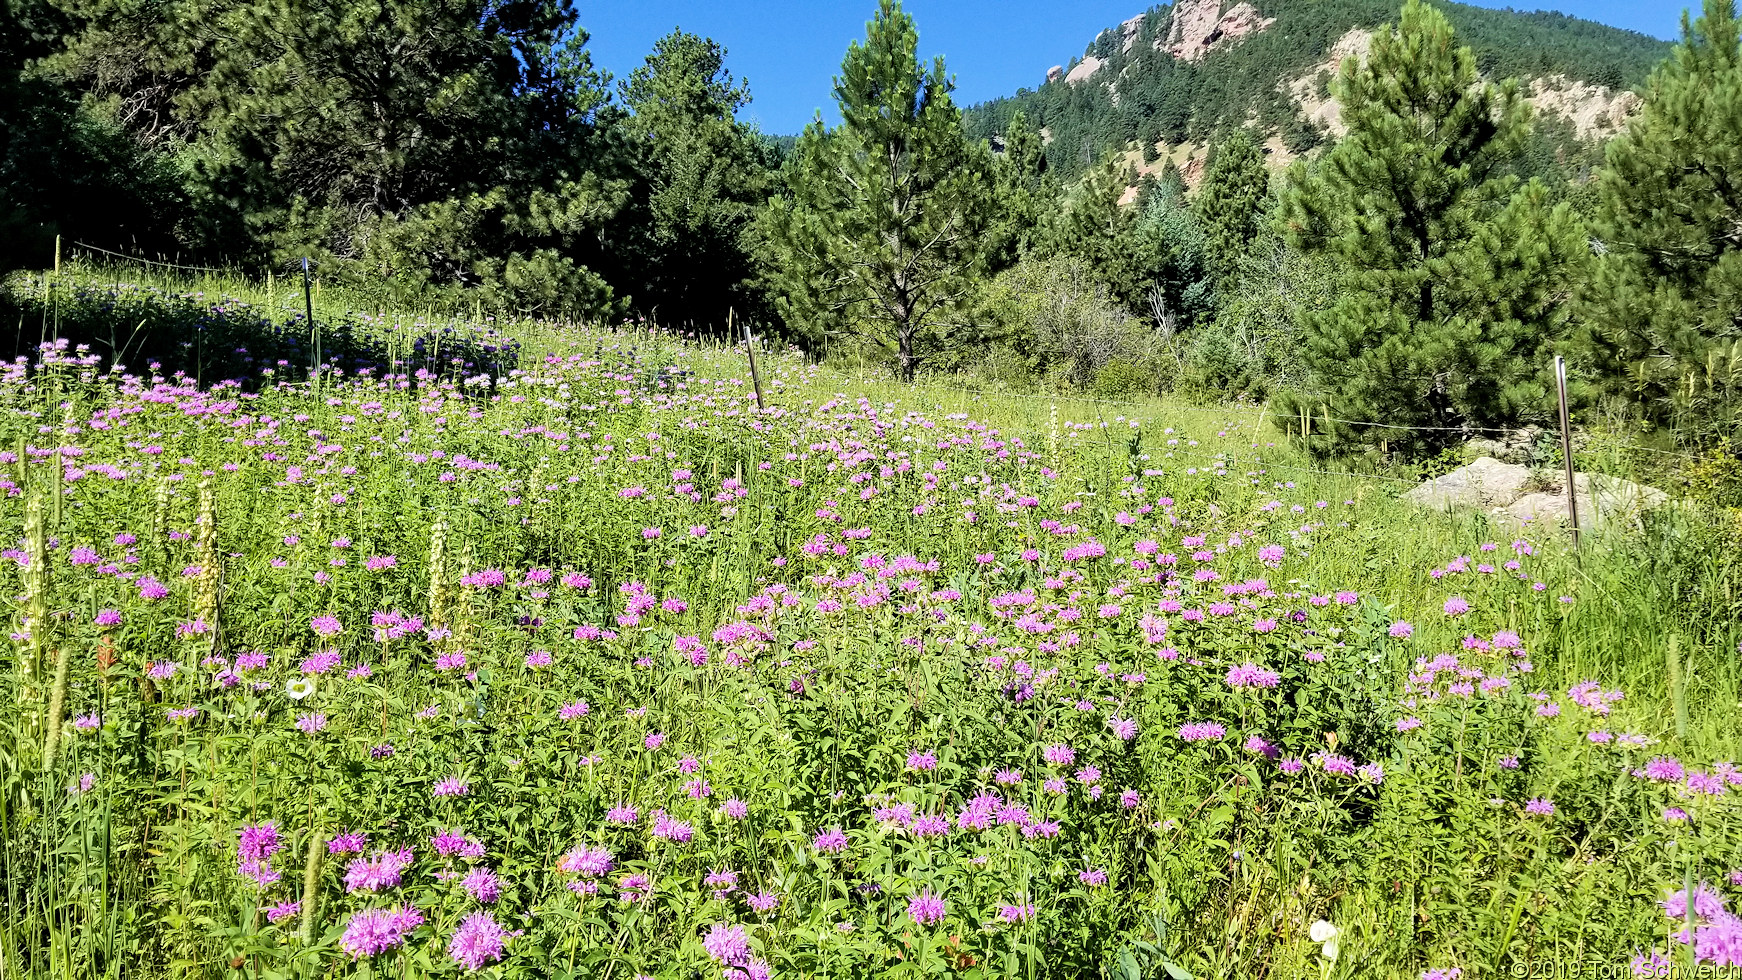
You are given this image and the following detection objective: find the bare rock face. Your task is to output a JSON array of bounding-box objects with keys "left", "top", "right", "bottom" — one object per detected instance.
[
  {"left": 1065, "top": 55, "right": 1105, "bottom": 85},
  {"left": 1285, "top": 28, "right": 1373, "bottom": 137},
  {"left": 1287, "top": 35, "right": 1641, "bottom": 143},
  {"left": 1120, "top": 14, "right": 1146, "bottom": 53},
  {"left": 1527, "top": 75, "right": 1643, "bottom": 140},
  {"left": 1215, "top": 3, "right": 1274, "bottom": 45},
  {"left": 1502, "top": 476, "right": 1666, "bottom": 527},
  {"left": 1164, "top": 0, "right": 1222, "bottom": 58},
  {"left": 1165, "top": 0, "right": 1276, "bottom": 61},
  {"left": 1047, "top": 65, "right": 1065, "bottom": 84}
]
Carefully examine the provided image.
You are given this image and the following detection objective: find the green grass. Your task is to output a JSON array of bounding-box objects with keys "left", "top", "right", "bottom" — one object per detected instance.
[{"left": 0, "top": 263, "right": 1738, "bottom": 979}]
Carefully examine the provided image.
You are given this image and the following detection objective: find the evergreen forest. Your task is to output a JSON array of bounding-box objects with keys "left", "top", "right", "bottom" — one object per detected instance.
[{"left": 2, "top": 0, "right": 1739, "bottom": 451}]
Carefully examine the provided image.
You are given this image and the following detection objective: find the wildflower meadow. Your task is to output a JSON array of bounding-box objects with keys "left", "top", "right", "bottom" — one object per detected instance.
[{"left": 3, "top": 270, "right": 1741, "bottom": 979}]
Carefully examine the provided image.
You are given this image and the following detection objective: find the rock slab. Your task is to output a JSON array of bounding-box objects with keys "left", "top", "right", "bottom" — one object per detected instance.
[{"left": 1403, "top": 458, "right": 1667, "bottom": 529}]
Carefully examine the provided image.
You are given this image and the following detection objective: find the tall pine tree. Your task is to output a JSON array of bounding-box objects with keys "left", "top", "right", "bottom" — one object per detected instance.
[
  {"left": 44, "top": 0, "right": 628, "bottom": 314},
  {"left": 1054, "top": 151, "right": 1141, "bottom": 309},
  {"left": 1193, "top": 128, "right": 1271, "bottom": 284},
  {"left": 1579, "top": 0, "right": 1742, "bottom": 438},
  {"left": 983, "top": 110, "right": 1051, "bottom": 270},
  {"left": 759, "top": 0, "right": 990, "bottom": 380},
  {"left": 619, "top": 30, "right": 773, "bottom": 330},
  {"left": 1278, "top": 0, "right": 1585, "bottom": 456}
]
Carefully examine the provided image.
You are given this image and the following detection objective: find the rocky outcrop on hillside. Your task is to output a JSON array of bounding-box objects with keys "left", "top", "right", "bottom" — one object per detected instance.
[
  {"left": 1120, "top": 14, "right": 1146, "bottom": 54},
  {"left": 1165, "top": 0, "right": 1275, "bottom": 62},
  {"left": 1528, "top": 75, "right": 1642, "bottom": 139},
  {"left": 1285, "top": 31, "right": 1640, "bottom": 142},
  {"left": 1066, "top": 56, "right": 1105, "bottom": 85}
]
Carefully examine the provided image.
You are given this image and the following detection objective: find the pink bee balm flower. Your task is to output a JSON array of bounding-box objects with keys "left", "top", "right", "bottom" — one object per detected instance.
[
  {"left": 461, "top": 867, "right": 501, "bottom": 904},
  {"left": 344, "top": 848, "right": 414, "bottom": 893},
  {"left": 1178, "top": 722, "right": 1226, "bottom": 742},
  {"left": 1523, "top": 798, "right": 1555, "bottom": 817},
  {"left": 339, "top": 905, "right": 423, "bottom": 959},
  {"left": 812, "top": 827, "right": 848, "bottom": 855},
  {"left": 328, "top": 832, "right": 368, "bottom": 854},
  {"left": 557, "top": 846, "right": 614, "bottom": 877},
  {"left": 446, "top": 911, "right": 509, "bottom": 971},
  {"left": 746, "top": 891, "right": 780, "bottom": 912},
  {"left": 907, "top": 889, "right": 947, "bottom": 926},
  {"left": 650, "top": 811, "right": 693, "bottom": 843},
  {"left": 1226, "top": 663, "right": 1280, "bottom": 688},
  {"left": 265, "top": 900, "right": 300, "bottom": 924},
  {"left": 702, "top": 922, "right": 752, "bottom": 966},
  {"left": 999, "top": 902, "right": 1036, "bottom": 923}
]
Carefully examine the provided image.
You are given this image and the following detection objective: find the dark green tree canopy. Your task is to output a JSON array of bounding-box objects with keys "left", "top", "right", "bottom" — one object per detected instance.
[
  {"left": 1579, "top": 0, "right": 1742, "bottom": 437},
  {"left": 1278, "top": 0, "right": 1585, "bottom": 455},
  {"left": 617, "top": 30, "right": 772, "bottom": 330},
  {"left": 1194, "top": 128, "right": 1272, "bottom": 282},
  {"left": 758, "top": 0, "right": 991, "bottom": 380}
]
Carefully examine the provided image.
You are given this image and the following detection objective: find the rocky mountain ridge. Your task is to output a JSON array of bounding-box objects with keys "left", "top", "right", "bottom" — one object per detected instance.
[{"left": 969, "top": 0, "right": 1672, "bottom": 187}]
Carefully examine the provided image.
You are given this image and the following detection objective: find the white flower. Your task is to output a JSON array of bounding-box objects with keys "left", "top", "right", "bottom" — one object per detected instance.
[
  {"left": 1320, "top": 939, "right": 1340, "bottom": 961},
  {"left": 286, "top": 678, "right": 314, "bottom": 700},
  {"left": 1309, "top": 919, "right": 1339, "bottom": 943}
]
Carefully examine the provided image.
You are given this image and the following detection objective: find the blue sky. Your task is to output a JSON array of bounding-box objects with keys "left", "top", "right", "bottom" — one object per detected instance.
[{"left": 575, "top": 1, "right": 1688, "bottom": 136}]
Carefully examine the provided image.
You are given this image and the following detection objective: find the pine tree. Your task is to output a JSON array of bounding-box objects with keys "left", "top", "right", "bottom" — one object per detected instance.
[
  {"left": 1055, "top": 151, "right": 1140, "bottom": 307},
  {"left": 1277, "top": 0, "right": 1585, "bottom": 456},
  {"left": 759, "top": 0, "right": 990, "bottom": 380},
  {"left": 1132, "top": 180, "right": 1215, "bottom": 334},
  {"left": 619, "top": 30, "right": 773, "bottom": 330},
  {"left": 983, "top": 110, "right": 1051, "bottom": 270},
  {"left": 44, "top": 0, "right": 628, "bottom": 313},
  {"left": 1193, "top": 129, "right": 1272, "bottom": 283},
  {"left": 1579, "top": 0, "right": 1742, "bottom": 438}
]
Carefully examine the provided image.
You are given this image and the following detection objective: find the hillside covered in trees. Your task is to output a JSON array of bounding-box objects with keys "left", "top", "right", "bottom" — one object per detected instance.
[{"left": 964, "top": 0, "right": 1672, "bottom": 182}]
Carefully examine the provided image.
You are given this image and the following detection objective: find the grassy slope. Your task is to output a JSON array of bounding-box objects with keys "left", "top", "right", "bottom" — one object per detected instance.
[{"left": 1, "top": 264, "right": 1738, "bottom": 977}]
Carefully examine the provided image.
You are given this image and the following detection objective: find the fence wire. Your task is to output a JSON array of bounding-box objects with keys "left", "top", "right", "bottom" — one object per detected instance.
[{"left": 35, "top": 249, "right": 1732, "bottom": 492}]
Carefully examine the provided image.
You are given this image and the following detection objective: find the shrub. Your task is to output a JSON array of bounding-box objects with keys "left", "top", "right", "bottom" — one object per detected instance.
[{"left": 1091, "top": 357, "right": 1155, "bottom": 400}]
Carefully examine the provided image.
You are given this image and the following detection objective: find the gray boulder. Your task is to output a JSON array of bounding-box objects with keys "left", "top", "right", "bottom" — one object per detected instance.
[{"left": 1403, "top": 456, "right": 1533, "bottom": 510}]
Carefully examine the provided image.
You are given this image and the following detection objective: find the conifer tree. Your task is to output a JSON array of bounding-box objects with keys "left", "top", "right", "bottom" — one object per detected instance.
[
  {"left": 1579, "top": 0, "right": 1742, "bottom": 437},
  {"left": 619, "top": 30, "right": 772, "bottom": 330},
  {"left": 983, "top": 110, "right": 1051, "bottom": 270},
  {"left": 1055, "top": 152, "right": 1140, "bottom": 307},
  {"left": 1277, "top": 0, "right": 1585, "bottom": 456},
  {"left": 759, "top": 0, "right": 990, "bottom": 380},
  {"left": 1193, "top": 129, "right": 1271, "bottom": 283}
]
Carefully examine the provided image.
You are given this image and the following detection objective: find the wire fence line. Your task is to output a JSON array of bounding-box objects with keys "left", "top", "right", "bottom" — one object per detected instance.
[
  {"left": 68, "top": 241, "right": 232, "bottom": 275},
  {"left": 38, "top": 249, "right": 1728, "bottom": 473}
]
